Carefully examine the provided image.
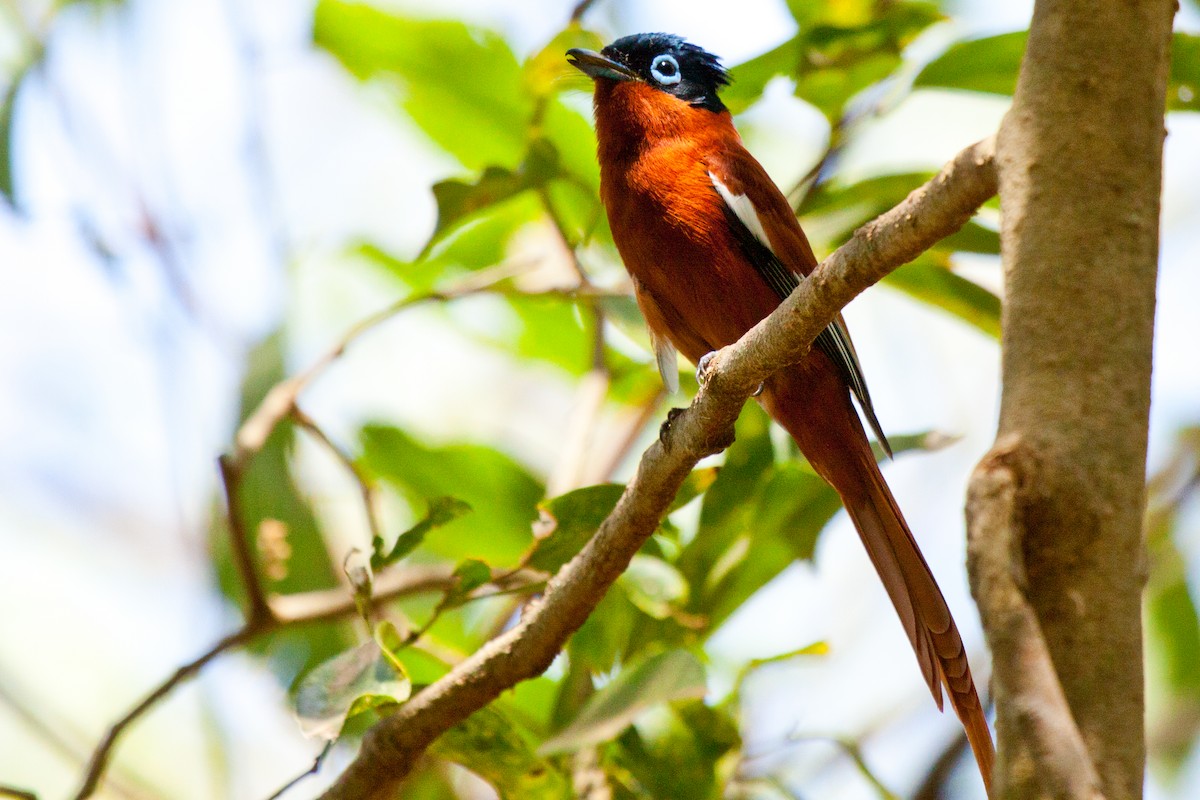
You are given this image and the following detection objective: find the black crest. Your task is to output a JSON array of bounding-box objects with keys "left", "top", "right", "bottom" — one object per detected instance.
[{"left": 601, "top": 33, "right": 730, "bottom": 112}]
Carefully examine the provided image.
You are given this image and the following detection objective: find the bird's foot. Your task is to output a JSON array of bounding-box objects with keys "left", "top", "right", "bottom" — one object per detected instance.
[
  {"left": 697, "top": 350, "right": 763, "bottom": 397},
  {"left": 695, "top": 351, "right": 717, "bottom": 386}
]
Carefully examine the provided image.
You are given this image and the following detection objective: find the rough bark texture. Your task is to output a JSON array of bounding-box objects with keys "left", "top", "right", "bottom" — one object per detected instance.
[{"left": 972, "top": 1, "right": 1175, "bottom": 798}]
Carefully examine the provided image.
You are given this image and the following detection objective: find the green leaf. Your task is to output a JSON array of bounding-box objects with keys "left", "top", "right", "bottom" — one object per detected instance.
[
  {"left": 355, "top": 192, "right": 542, "bottom": 292},
  {"left": 371, "top": 496, "right": 473, "bottom": 571},
  {"left": 619, "top": 555, "right": 689, "bottom": 620},
  {"left": 1169, "top": 33, "right": 1200, "bottom": 112},
  {"left": 699, "top": 464, "right": 843, "bottom": 630},
  {"left": 938, "top": 220, "right": 1001, "bottom": 255},
  {"left": 313, "top": 0, "right": 531, "bottom": 169},
  {"left": 671, "top": 467, "right": 720, "bottom": 513},
  {"left": 431, "top": 706, "right": 571, "bottom": 799},
  {"left": 528, "top": 483, "right": 625, "bottom": 573},
  {"left": 424, "top": 139, "right": 560, "bottom": 254},
  {"left": 540, "top": 650, "right": 707, "bottom": 754},
  {"left": 360, "top": 424, "right": 543, "bottom": 565},
  {"left": 677, "top": 406, "right": 776, "bottom": 601},
  {"left": 916, "top": 31, "right": 1199, "bottom": 111},
  {"left": 450, "top": 558, "right": 492, "bottom": 597},
  {"left": 569, "top": 581, "right": 639, "bottom": 673},
  {"left": 373, "top": 620, "right": 407, "bottom": 674},
  {"left": 611, "top": 700, "right": 741, "bottom": 799},
  {"left": 523, "top": 24, "right": 603, "bottom": 97},
  {"left": 882, "top": 255, "right": 1001, "bottom": 338},
  {"left": 723, "top": 37, "right": 801, "bottom": 115},
  {"left": 914, "top": 31, "right": 1025, "bottom": 96},
  {"left": 294, "top": 640, "right": 412, "bottom": 740}
]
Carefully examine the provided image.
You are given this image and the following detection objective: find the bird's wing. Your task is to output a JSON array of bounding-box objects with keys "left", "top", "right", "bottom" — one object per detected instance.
[{"left": 707, "top": 154, "right": 892, "bottom": 456}]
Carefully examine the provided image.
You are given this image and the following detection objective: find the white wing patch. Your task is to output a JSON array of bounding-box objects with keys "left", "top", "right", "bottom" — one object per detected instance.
[{"left": 709, "top": 171, "right": 772, "bottom": 252}]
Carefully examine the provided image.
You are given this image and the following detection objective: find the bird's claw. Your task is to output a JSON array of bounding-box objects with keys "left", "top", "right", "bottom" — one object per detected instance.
[
  {"left": 751, "top": 382, "right": 764, "bottom": 397},
  {"left": 695, "top": 351, "right": 718, "bottom": 386}
]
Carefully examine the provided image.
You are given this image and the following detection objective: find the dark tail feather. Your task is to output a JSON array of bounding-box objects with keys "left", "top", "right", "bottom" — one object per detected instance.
[
  {"left": 838, "top": 448, "right": 995, "bottom": 793},
  {"left": 760, "top": 371, "right": 995, "bottom": 793}
]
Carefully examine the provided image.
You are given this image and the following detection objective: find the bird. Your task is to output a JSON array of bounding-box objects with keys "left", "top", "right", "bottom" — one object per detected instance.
[{"left": 568, "top": 33, "right": 995, "bottom": 790}]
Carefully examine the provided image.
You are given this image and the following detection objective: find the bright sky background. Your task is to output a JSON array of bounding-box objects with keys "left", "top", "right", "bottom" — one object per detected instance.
[{"left": 2, "top": 0, "right": 1199, "bottom": 798}]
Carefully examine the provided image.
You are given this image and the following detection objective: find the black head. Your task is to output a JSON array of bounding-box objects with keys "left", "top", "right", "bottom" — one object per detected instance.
[{"left": 567, "top": 33, "right": 730, "bottom": 113}]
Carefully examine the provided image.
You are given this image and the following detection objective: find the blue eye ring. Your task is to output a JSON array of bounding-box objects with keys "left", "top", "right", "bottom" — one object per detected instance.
[{"left": 650, "top": 53, "right": 682, "bottom": 86}]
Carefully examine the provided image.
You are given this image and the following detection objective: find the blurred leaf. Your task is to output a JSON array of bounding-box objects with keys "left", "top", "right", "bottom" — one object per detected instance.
[
  {"left": 730, "top": 2, "right": 942, "bottom": 118},
  {"left": 541, "top": 96, "right": 601, "bottom": 193},
  {"left": 918, "top": 30, "right": 1200, "bottom": 112},
  {"left": 913, "top": 31, "right": 1025, "bottom": 96},
  {"left": 524, "top": 24, "right": 603, "bottom": 96},
  {"left": 373, "top": 620, "right": 407, "bottom": 673},
  {"left": 0, "top": 64, "right": 31, "bottom": 208},
  {"left": 677, "top": 406, "right": 776, "bottom": 602},
  {"left": 294, "top": 640, "right": 411, "bottom": 740},
  {"left": 796, "top": 3, "right": 944, "bottom": 120},
  {"left": 619, "top": 555, "right": 689, "bottom": 620},
  {"left": 425, "top": 139, "right": 560, "bottom": 254},
  {"left": 612, "top": 700, "right": 741, "bottom": 799},
  {"left": 371, "top": 496, "right": 472, "bottom": 571},
  {"left": 360, "top": 424, "right": 542, "bottom": 565},
  {"left": 527, "top": 470, "right": 719, "bottom": 575},
  {"left": 314, "top": 0, "right": 530, "bottom": 169},
  {"left": 1145, "top": 431, "right": 1200, "bottom": 771},
  {"left": 801, "top": 171, "right": 931, "bottom": 217},
  {"left": 540, "top": 649, "right": 707, "bottom": 754},
  {"left": 569, "top": 581, "right": 639, "bottom": 673},
  {"left": 730, "top": 641, "right": 830, "bottom": 699},
  {"left": 1169, "top": 33, "right": 1200, "bottom": 112},
  {"left": 699, "top": 464, "right": 843, "bottom": 630},
  {"left": 724, "top": 38, "right": 801, "bottom": 114},
  {"left": 356, "top": 193, "right": 541, "bottom": 292},
  {"left": 448, "top": 558, "right": 493, "bottom": 601},
  {"left": 671, "top": 466, "right": 720, "bottom": 513},
  {"left": 432, "top": 706, "right": 571, "bottom": 799},
  {"left": 869, "top": 429, "right": 961, "bottom": 462},
  {"left": 528, "top": 483, "right": 625, "bottom": 573},
  {"left": 882, "top": 254, "right": 1001, "bottom": 338},
  {"left": 938, "top": 220, "right": 1001, "bottom": 255}
]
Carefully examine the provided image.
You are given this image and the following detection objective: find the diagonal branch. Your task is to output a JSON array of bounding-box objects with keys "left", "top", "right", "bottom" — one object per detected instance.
[{"left": 316, "top": 136, "right": 999, "bottom": 800}]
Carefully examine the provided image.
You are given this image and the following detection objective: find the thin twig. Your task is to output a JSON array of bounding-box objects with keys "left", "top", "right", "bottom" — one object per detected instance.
[
  {"left": 265, "top": 741, "right": 333, "bottom": 800},
  {"left": 316, "top": 137, "right": 999, "bottom": 800},
  {"left": 0, "top": 786, "right": 38, "bottom": 800},
  {"left": 290, "top": 407, "right": 386, "bottom": 551},
  {"left": 229, "top": 263, "right": 619, "bottom": 471},
  {"left": 912, "top": 731, "right": 970, "bottom": 800},
  {"left": 569, "top": 0, "right": 600, "bottom": 23},
  {"left": 72, "top": 627, "right": 261, "bottom": 799},
  {"left": 218, "top": 455, "right": 272, "bottom": 623},
  {"left": 71, "top": 564, "right": 498, "bottom": 800}
]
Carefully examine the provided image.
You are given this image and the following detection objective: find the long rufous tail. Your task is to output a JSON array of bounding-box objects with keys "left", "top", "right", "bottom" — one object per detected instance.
[{"left": 761, "top": 374, "right": 995, "bottom": 791}]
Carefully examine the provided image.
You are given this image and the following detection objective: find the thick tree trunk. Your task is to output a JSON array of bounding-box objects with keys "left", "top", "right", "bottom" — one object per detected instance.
[{"left": 967, "top": 1, "right": 1175, "bottom": 799}]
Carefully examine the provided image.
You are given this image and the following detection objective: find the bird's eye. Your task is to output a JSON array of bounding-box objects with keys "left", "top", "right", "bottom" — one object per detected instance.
[{"left": 650, "top": 54, "right": 682, "bottom": 86}]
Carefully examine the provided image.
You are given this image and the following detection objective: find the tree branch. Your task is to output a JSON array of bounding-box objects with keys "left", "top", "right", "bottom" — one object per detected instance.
[
  {"left": 70, "top": 564, "right": 481, "bottom": 800},
  {"left": 966, "top": 438, "right": 1105, "bottom": 800},
  {"left": 316, "top": 136, "right": 999, "bottom": 800}
]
